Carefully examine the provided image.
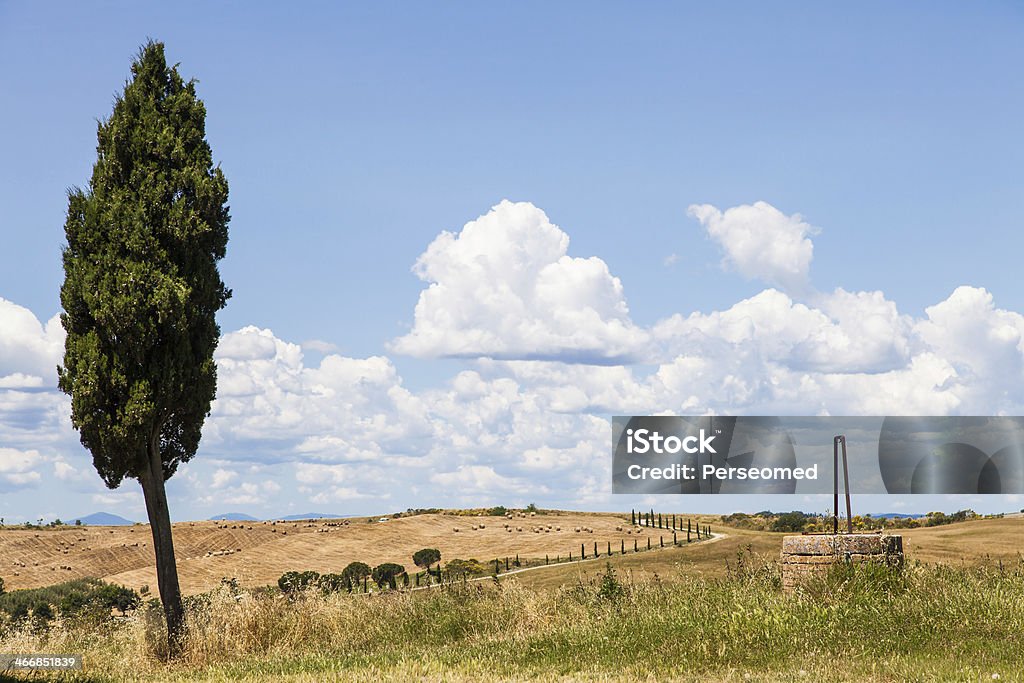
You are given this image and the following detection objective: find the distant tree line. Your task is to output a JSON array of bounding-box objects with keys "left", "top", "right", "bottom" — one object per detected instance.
[{"left": 721, "top": 509, "right": 988, "bottom": 533}]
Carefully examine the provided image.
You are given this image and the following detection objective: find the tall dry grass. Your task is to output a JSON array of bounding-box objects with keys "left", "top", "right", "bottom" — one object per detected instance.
[{"left": 2, "top": 552, "right": 1023, "bottom": 681}]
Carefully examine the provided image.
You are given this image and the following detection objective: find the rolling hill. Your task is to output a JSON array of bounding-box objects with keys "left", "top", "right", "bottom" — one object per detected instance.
[{"left": 1, "top": 511, "right": 1020, "bottom": 598}]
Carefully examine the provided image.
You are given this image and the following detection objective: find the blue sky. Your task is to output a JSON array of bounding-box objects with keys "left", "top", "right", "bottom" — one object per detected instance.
[{"left": 1, "top": 2, "right": 1023, "bottom": 522}]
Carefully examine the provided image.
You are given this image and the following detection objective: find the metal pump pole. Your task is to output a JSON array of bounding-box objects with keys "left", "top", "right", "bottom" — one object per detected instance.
[{"left": 833, "top": 435, "right": 853, "bottom": 534}]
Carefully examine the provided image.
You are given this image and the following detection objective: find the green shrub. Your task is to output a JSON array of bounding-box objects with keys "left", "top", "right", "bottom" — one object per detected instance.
[
  {"left": 371, "top": 563, "right": 405, "bottom": 590},
  {"left": 318, "top": 573, "right": 346, "bottom": 594},
  {"left": 596, "top": 563, "right": 626, "bottom": 603},
  {"left": 32, "top": 602, "right": 53, "bottom": 623},
  {"left": 445, "top": 558, "right": 486, "bottom": 578},
  {"left": 277, "top": 571, "right": 321, "bottom": 594},
  {"left": 0, "top": 578, "right": 139, "bottom": 620},
  {"left": 770, "top": 511, "right": 812, "bottom": 532}
]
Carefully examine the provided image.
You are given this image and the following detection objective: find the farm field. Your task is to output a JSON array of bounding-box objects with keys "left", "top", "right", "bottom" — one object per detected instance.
[
  {"left": 1, "top": 512, "right": 1023, "bottom": 682},
  {"left": 2, "top": 511, "right": 1022, "bottom": 598},
  {"left": 0, "top": 511, "right": 715, "bottom": 595},
  {"left": 482, "top": 514, "right": 1024, "bottom": 591}
]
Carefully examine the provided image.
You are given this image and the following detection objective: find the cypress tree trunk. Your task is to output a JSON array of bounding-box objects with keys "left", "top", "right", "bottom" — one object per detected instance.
[{"left": 138, "top": 436, "right": 184, "bottom": 652}]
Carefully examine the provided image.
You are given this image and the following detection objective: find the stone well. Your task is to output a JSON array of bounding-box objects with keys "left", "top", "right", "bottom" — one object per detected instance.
[{"left": 780, "top": 533, "right": 904, "bottom": 591}]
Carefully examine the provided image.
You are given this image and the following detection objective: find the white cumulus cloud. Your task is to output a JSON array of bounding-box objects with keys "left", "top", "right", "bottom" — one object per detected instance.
[
  {"left": 391, "top": 200, "right": 647, "bottom": 362},
  {"left": 689, "top": 201, "right": 817, "bottom": 292}
]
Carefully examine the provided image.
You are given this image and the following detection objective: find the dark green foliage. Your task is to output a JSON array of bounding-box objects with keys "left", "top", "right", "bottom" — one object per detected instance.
[
  {"left": 412, "top": 548, "right": 441, "bottom": 571},
  {"left": 372, "top": 563, "right": 406, "bottom": 590},
  {"left": 525, "top": 503, "right": 538, "bottom": 513},
  {"left": 58, "top": 41, "right": 229, "bottom": 650},
  {"left": 278, "top": 571, "right": 321, "bottom": 594},
  {"left": 0, "top": 578, "right": 140, "bottom": 619},
  {"left": 487, "top": 506, "right": 508, "bottom": 516},
  {"left": 32, "top": 602, "right": 54, "bottom": 623},
  {"left": 596, "top": 563, "right": 626, "bottom": 602},
  {"left": 318, "top": 573, "right": 346, "bottom": 593},
  {"left": 770, "top": 511, "right": 812, "bottom": 533},
  {"left": 341, "top": 561, "right": 371, "bottom": 592},
  {"left": 96, "top": 583, "right": 141, "bottom": 614},
  {"left": 59, "top": 40, "right": 230, "bottom": 489},
  {"left": 0, "top": 576, "right": 4, "bottom": 595}
]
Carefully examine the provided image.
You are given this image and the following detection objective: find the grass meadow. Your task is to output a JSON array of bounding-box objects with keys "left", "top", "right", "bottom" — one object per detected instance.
[{"left": 1, "top": 548, "right": 1022, "bottom": 682}]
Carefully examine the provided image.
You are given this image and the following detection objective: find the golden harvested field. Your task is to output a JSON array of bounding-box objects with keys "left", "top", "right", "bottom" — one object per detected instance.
[
  {"left": 0, "top": 511, "right": 700, "bottom": 595},
  {"left": 1, "top": 512, "right": 1019, "bottom": 597},
  {"left": 511, "top": 515, "right": 1024, "bottom": 591}
]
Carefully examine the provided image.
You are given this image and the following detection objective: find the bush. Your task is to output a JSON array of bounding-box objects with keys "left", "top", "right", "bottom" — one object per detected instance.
[
  {"left": 0, "top": 578, "right": 139, "bottom": 620},
  {"left": 278, "top": 571, "right": 321, "bottom": 594},
  {"left": 596, "top": 563, "right": 625, "bottom": 603},
  {"left": 10, "top": 603, "right": 28, "bottom": 622},
  {"left": 770, "top": 511, "right": 811, "bottom": 533},
  {"left": 96, "top": 583, "right": 142, "bottom": 614},
  {"left": 371, "top": 563, "right": 405, "bottom": 590},
  {"left": 318, "top": 573, "right": 346, "bottom": 594},
  {"left": 32, "top": 602, "right": 53, "bottom": 623},
  {"left": 445, "top": 558, "right": 487, "bottom": 578},
  {"left": 487, "top": 506, "right": 508, "bottom": 516}
]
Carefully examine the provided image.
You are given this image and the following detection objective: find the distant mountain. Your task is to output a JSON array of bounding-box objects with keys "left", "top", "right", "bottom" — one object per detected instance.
[
  {"left": 73, "top": 512, "right": 135, "bottom": 526},
  {"left": 209, "top": 512, "right": 260, "bottom": 521},
  {"left": 278, "top": 512, "right": 349, "bottom": 521},
  {"left": 866, "top": 513, "right": 920, "bottom": 519}
]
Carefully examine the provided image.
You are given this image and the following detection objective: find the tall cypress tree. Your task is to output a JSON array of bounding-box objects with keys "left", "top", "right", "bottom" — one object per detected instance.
[{"left": 59, "top": 40, "right": 230, "bottom": 652}]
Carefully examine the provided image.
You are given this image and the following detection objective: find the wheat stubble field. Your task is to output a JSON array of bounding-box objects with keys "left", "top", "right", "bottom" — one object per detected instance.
[
  {"left": 0, "top": 511, "right": 720, "bottom": 595},
  {"left": 2, "top": 513, "right": 1024, "bottom": 681},
  {"left": 3, "top": 512, "right": 1023, "bottom": 597}
]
